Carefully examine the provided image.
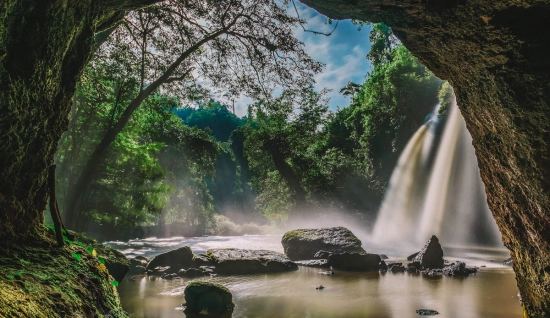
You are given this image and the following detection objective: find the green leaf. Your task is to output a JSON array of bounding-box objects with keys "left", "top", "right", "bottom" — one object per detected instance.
[
  {"left": 72, "top": 253, "right": 81, "bottom": 262},
  {"left": 16, "top": 271, "right": 21, "bottom": 277},
  {"left": 7, "top": 275, "right": 14, "bottom": 280},
  {"left": 98, "top": 257, "right": 105, "bottom": 265},
  {"left": 111, "top": 280, "right": 119, "bottom": 287},
  {"left": 86, "top": 246, "right": 94, "bottom": 254}
]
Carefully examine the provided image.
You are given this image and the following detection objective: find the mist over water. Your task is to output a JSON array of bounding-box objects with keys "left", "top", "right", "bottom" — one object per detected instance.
[{"left": 372, "top": 100, "right": 503, "bottom": 249}]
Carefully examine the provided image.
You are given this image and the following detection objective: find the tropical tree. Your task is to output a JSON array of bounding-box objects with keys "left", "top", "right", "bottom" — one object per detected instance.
[{"left": 63, "top": 0, "right": 323, "bottom": 227}]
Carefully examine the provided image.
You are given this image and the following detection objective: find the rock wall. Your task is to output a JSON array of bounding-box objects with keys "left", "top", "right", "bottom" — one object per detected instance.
[{"left": 301, "top": 0, "right": 550, "bottom": 316}]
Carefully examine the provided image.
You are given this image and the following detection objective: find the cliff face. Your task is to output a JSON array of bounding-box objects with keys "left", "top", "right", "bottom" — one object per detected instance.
[{"left": 301, "top": 0, "right": 550, "bottom": 315}]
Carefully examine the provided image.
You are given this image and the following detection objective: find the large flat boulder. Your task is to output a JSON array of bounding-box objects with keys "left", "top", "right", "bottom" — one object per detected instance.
[
  {"left": 146, "top": 246, "right": 195, "bottom": 274},
  {"left": 281, "top": 227, "right": 365, "bottom": 260},
  {"left": 324, "top": 251, "right": 381, "bottom": 271},
  {"left": 206, "top": 248, "right": 298, "bottom": 275},
  {"left": 412, "top": 235, "right": 444, "bottom": 269}
]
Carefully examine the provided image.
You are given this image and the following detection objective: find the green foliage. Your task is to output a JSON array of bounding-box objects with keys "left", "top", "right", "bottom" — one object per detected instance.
[
  {"left": 72, "top": 253, "right": 81, "bottom": 262},
  {"left": 243, "top": 86, "right": 365, "bottom": 220},
  {"left": 110, "top": 281, "right": 119, "bottom": 287},
  {"left": 174, "top": 101, "right": 246, "bottom": 142},
  {"left": 438, "top": 81, "right": 454, "bottom": 117},
  {"left": 98, "top": 257, "right": 105, "bottom": 265},
  {"left": 367, "top": 23, "right": 398, "bottom": 67},
  {"left": 342, "top": 43, "right": 443, "bottom": 190}
]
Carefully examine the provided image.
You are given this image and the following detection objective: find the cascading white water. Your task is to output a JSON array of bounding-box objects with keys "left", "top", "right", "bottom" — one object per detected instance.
[
  {"left": 371, "top": 107, "right": 439, "bottom": 243},
  {"left": 372, "top": 99, "right": 503, "bottom": 248}
]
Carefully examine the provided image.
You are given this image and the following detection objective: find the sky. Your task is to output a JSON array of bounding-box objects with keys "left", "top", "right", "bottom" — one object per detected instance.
[{"left": 232, "top": 2, "right": 373, "bottom": 117}]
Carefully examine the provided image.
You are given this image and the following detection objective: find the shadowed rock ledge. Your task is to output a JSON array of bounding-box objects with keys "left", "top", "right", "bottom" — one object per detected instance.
[{"left": 301, "top": 1, "right": 550, "bottom": 315}]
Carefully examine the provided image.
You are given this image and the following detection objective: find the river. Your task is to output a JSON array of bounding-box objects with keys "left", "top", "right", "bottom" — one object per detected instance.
[{"left": 108, "top": 235, "right": 523, "bottom": 318}]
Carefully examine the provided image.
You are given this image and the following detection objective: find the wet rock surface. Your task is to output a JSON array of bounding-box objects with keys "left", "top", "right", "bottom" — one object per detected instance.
[
  {"left": 178, "top": 268, "right": 208, "bottom": 278},
  {"left": 206, "top": 248, "right": 298, "bottom": 275},
  {"left": 127, "top": 257, "right": 148, "bottom": 276},
  {"left": 319, "top": 251, "right": 381, "bottom": 271},
  {"left": 412, "top": 235, "right": 444, "bottom": 269},
  {"left": 295, "top": 259, "right": 330, "bottom": 267},
  {"left": 183, "top": 282, "right": 234, "bottom": 317},
  {"left": 416, "top": 309, "right": 439, "bottom": 316},
  {"left": 281, "top": 227, "right": 365, "bottom": 260},
  {"left": 423, "top": 261, "right": 477, "bottom": 277},
  {"left": 146, "top": 246, "right": 195, "bottom": 274}
]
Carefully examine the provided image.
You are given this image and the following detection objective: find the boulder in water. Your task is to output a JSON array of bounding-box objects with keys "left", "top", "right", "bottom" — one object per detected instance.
[
  {"left": 412, "top": 235, "right": 444, "bottom": 269},
  {"left": 416, "top": 309, "right": 439, "bottom": 315},
  {"left": 281, "top": 227, "right": 365, "bottom": 260},
  {"left": 423, "top": 261, "right": 477, "bottom": 276},
  {"left": 295, "top": 259, "right": 330, "bottom": 267},
  {"left": 388, "top": 262, "right": 406, "bottom": 273},
  {"left": 183, "top": 282, "right": 234, "bottom": 318},
  {"left": 206, "top": 248, "right": 298, "bottom": 275},
  {"left": 319, "top": 251, "right": 381, "bottom": 271},
  {"left": 146, "top": 246, "right": 195, "bottom": 274},
  {"left": 127, "top": 265, "right": 146, "bottom": 276},
  {"left": 193, "top": 253, "right": 214, "bottom": 267},
  {"left": 407, "top": 252, "right": 419, "bottom": 261},
  {"left": 179, "top": 268, "right": 208, "bottom": 278}
]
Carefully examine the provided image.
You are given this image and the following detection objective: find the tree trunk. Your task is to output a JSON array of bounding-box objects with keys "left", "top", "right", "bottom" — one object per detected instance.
[
  {"left": 63, "top": 31, "right": 221, "bottom": 228},
  {"left": 0, "top": 0, "right": 160, "bottom": 240},
  {"left": 302, "top": 0, "right": 550, "bottom": 315}
]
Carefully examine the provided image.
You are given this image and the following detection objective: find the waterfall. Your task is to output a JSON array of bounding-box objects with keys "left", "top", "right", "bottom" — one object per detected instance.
[{"left": 371, "top": 99, "right": 503, "bottom": 248}]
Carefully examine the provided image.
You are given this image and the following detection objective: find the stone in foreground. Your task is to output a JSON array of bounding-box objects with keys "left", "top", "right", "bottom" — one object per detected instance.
[
  {"left": 416, "top": 309, "right": 439, "bottom": 316},
  {"left": 184, "top": 282, "right": 234, "bottom": 318},
  {"left": 281, "top": 227, "right": 365, "bottom": 260},
  {"left": 412, "top": 235, "right": 444, "bottom": 269},
  {"left": 146, "top": 246, "right": 195, "bottom": 274},
  {"left": 207, "top": 248, "right": 298, "bottom": 275}
]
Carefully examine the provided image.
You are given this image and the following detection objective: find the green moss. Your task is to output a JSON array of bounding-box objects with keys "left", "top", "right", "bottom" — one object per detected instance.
[
  {"left": 184, "top": 281, "right": 233, "bottom": 315},
  {"left": 0, "top": 226, "right": 128, "bottom": 317}
]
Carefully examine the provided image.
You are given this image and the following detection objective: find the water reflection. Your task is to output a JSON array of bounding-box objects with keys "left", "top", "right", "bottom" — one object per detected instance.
[
  {"left": 114, "top": 236, "right": 522, "bottom": 318},
  {"left": 119, "top": 266, "right": 521, "bottom": 318}
]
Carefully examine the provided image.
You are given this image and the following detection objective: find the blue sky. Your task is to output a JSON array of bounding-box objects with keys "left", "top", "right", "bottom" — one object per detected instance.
[{"left": 233, "top": 2, "right": 373, "bottom": 116}]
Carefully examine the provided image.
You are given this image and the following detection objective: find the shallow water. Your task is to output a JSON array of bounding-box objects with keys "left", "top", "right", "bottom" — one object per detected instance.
[{"left": 110, "top": 236, "right": 523, "bottom": 318}]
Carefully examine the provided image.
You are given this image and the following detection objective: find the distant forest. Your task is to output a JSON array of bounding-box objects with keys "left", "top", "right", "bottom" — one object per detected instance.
[{"left": 51, "top": 22, "right": 446, "bottom": 240}]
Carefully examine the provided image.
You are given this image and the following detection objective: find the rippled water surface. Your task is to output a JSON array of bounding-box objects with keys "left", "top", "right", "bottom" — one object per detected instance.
[{"left": 109, "top": 236, "right": 523, "bottom": 318}]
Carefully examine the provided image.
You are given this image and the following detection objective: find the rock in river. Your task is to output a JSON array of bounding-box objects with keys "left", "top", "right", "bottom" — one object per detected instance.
[
  {"left": 412, "top": 235, "right": 444, "bottom": 269},
  {"left": 281, "top": 227, "right": 365, "bottom": 260},
  {"left": 416, "top": 309, "right": 439, "bottom": 315},
  {"left": 206, "top": 248, "right": 298, "bottom": 275},
  {"left": 183, "top": 282, "right": 234, "bottom": 318},
  {"left": 316, "top": 250, "right": 381, "bottom": 271},
  {"left": 146, "top": 246, "right": 195, "bottom": 274}
]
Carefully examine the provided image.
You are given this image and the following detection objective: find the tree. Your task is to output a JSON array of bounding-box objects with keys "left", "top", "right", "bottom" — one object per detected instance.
[
  {"left": 340, "top": 27, "right": 443, "bottom": 191},
  {"left": 174, "top": 101, "right": 246, "bottom": 142},
  {"left": 63, "top": 0, "right": 323, "bottom": 227},
  {"left": 244, "top": 87, "right": 339, "bottom": 221},
  {"left": 339, "top": 81, "right": 361, "bottom": 99}
]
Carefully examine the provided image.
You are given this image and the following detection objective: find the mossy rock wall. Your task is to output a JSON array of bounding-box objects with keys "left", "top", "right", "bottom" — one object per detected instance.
[
  {"left": 0, "top": 229, "right": 127, "bottom": 317},
  {"left": 302, "top": 0, "right": 550, "bottom": 315}
]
